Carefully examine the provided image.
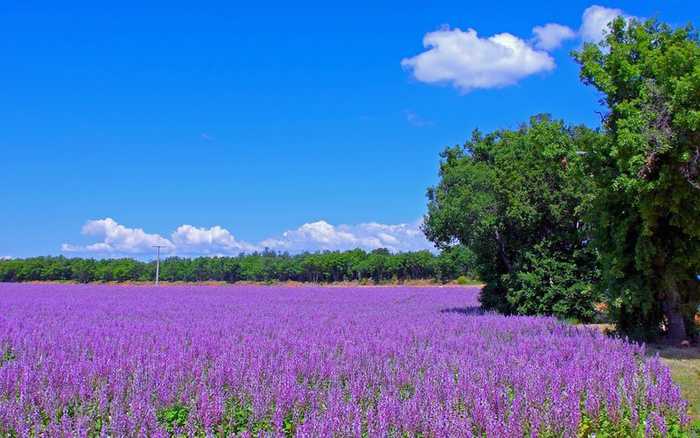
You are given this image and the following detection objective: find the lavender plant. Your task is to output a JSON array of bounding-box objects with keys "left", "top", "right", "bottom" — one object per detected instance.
[{"left": 0, "top": 284, "right": 689, "bottom": 436}]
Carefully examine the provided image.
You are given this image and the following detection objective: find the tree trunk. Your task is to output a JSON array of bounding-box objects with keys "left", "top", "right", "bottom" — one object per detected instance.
[
  {"left": 494, "top": 229, "right": 513, "bottom": 274},
  {"left": 662, "top": 272, "right": 687, "bottom": 342}
]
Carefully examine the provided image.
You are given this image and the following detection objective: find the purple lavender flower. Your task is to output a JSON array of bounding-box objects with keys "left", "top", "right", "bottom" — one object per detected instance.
[{"left": 0, "top": 284, "right": 689, "bottom": 436}]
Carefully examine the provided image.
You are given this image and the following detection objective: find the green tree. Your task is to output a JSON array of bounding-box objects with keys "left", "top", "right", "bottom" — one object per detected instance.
[
  {"left": 221, "top": 258, "right": 242, "bottom": 282},
  {"left": 575, "top": 18, "right": 700, "bottom": 340},
  {"left": 71, "top": 259, "right": 96, "bottom": 283},
  {"left": 345, "top": 249, "right": 367, "bottom": 281},
  {"left": 366, "top": 248, "right": 391, "bottom": 283},
  {"left": 0, "top": 259, "right": 19, "bottom": 281},
  {"left": 423, "top": 115, "right": 600, "bottom": 321},
  {"left": 435, "top": 246, "right": 474, "bottom": 282}
]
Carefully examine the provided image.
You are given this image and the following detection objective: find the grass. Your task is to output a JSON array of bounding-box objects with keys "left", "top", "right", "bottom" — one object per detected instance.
[{"left": 454, "top": 275, "right": 482, "bottom": 285}]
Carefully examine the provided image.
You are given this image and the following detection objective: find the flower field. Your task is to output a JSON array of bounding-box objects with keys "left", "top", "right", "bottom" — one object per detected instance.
[{"left": 0, "top": 284, "right": 690, "bottom": 437}]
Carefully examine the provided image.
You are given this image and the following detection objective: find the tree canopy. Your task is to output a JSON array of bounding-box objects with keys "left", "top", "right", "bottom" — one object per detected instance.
[
  {"left": 423, "top": 115, "right": 601, "bottom": 321},
  {"left": 575, "top": 18, "right": 700, "bottom": 339}
]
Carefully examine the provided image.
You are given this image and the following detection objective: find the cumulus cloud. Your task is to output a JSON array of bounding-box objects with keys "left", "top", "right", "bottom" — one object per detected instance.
[
  {"left": 532, "top": 23, "right": 576, "bottom": 50},
  {"left": 171, "top": 225, "right": 258, "bottom": 255},
  {"left": 580, "top": 5, "right": 635, "bottom": 44},
  {"left": 402, "top": 6, "right": 640, "bottom": 93},
  {"left": 61, "top": 218, "right": 435, "bottom": 257},
  {"left": 261, "top": 220, "right": 432, "bottom": 253},
  {"left": 401, "top": 26, "right": 555, "bottom": 92},
  {"left": 0, "top": 255, "right": 12, "bottom": 260},
  {"left": 62, "top": 218, "right": 174, "bottom": 255}
]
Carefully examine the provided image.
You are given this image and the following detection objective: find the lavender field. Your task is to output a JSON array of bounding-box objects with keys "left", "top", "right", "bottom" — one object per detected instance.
[{"left": 0, "top": 284, "right": 689, "bottom": 436}]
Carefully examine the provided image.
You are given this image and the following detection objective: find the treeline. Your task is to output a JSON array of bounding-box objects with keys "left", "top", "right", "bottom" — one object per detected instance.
[{"left": 0, "top": 247, "right": 476, "bottom": 284}]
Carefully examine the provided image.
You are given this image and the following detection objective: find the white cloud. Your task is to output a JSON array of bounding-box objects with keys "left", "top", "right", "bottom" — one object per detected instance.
[
  {"left": 401, "top": 26, "right": 555, "bottom": 92},
  {"left": 171, "top": 225, "right": 258, "bottom": 255},
  {"left": 532, "top": 23, "right": 576, "bottom": 50},
  {"left": 61, "top": 218, "right": 435, "bottom": 257},
  {"left": 261, "top": 220, "right": 433, "bottom": 253},
  {"left": 580, "top": 5, "right": 635, "bottom": 44},
  {"left": 404, "top": 110, "right": 433, "bottom": 127},
  {"left": 62, "top": 218, "right": 174, "bottom": 255},
  {"left": 401, "top": 6, "right": 642, "bottom": 93},
  {"left": 261, "top": 220, "right": 363, "bottom": 252},
  {"left": 0, "top": 255, "right": 12, "bottom": 260}
]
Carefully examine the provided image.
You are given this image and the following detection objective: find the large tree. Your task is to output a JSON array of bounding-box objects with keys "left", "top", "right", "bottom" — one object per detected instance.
[
  {"left": 423, "top": 115, "right": 601, "bottom": 321},
  {"left": 575, "top": 18, "right": 700, "bottom": 340}
]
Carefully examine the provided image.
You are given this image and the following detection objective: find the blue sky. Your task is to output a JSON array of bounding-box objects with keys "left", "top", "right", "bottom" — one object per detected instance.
[{"left": 1, "top": 1, "right": 696, "bottom": 258}]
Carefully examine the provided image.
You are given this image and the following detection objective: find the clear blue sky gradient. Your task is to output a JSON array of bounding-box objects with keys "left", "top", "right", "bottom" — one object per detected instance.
[{"left": 1, "top": 1, "right": 696, "bottom": 256}]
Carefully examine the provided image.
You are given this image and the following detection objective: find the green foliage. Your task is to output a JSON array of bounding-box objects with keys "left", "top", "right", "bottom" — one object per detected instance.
[
  {"left": 455, "top": 275, "right": 472, "bottom": 285},
  {"left": 219, "top": 398, "right": 253, "bottom": 435},
  {"left": 424, "top": 115, "right": 601, "bottom": 321},
  {"left": 1, "top": 345, "right": 16, "bottom": 366},
  {"left": 398, "top": 383, "right": 415, "bottom": 401},
  {"left": 156, "top": 403, "right": 189, "bottom": 434},
  {"left": 435, "top": 245, "right": 477, "bottom": 282},
  {"left": 577, "top": 411, "right": 687, "bottom": 438},
  {"left": 574, "top": 18, "right": 700, "bottom": 339},
  {"left": 213, "top": 397, "right": 285, "bottom": 436},
  {"left": 0, "top": 250, "right": 476, "bottom": 285},
  {"left": 507, "top": 243, "right": 599, "bottom": 320}
]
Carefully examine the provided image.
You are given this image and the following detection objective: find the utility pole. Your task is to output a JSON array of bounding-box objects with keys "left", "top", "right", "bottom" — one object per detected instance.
[{"left": 153, "top": 245, "right": 165, "bottom": 285}]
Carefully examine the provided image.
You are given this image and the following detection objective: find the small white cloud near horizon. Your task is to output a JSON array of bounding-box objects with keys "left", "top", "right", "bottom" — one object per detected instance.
[
  {"left": 62, "top": 218, "right": 174, "bottom": 255},
  {"left": 0, "top": 255, "right": 12, "bottom": 260},
  {"left": 401, "top": 26, "right": 555, "bottom": 93},
  {"left": 261, "top": 220, "right": 432, "bottom": 253},
  {"left": 532, "top": 23, "right": 576, "bottom": 50},
  {"left": 171, "top": 224, "right": 258, "bottom": 255},
  {"left": 61, "top": 218, "right": 435, "bottom": 257}
]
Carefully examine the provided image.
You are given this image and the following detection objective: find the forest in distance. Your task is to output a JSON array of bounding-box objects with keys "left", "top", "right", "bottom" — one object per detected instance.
[{"left": 0, "top": 247, "right": 476, "bottom": 285}]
